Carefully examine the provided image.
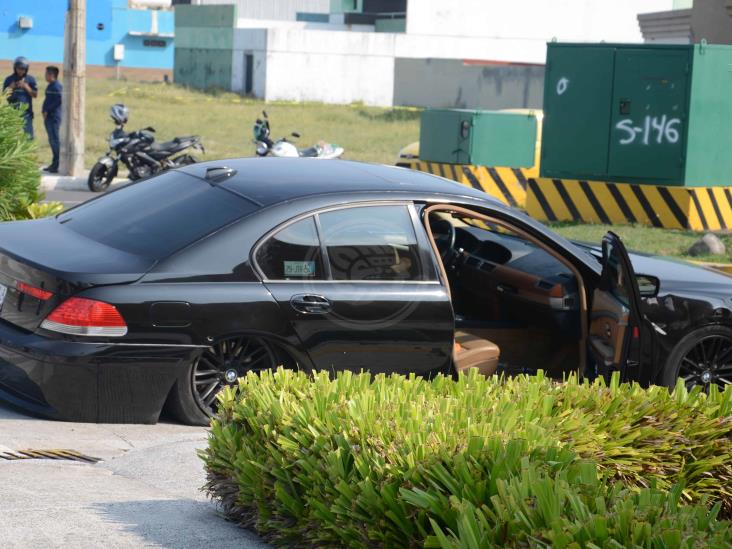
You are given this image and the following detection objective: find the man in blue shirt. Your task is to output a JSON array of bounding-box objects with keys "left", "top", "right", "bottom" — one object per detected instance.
[
  {"left": 3, "top": 57, "right": 38, "bottom": 138},
  {"left": 42, "top": 66, "right": 63, "bottom": 173}
]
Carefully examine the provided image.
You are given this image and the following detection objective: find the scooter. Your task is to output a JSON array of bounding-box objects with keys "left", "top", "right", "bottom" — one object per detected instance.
[
  {"left": 252, "top": 111, "right": 344, "bottom": 159},
  {"left": 88, "top": 125, "right": 204, "bottom": 192}
]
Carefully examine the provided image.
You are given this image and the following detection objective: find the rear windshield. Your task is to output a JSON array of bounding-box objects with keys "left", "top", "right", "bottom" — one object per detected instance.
[{"left": 58, "top": 171, "right": 256, "bottom": 259}]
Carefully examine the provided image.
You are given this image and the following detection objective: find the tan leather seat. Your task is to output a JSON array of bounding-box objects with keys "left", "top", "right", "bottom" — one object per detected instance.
[{"left": 453, "top": 330, "right": 500, "bottom": 376}]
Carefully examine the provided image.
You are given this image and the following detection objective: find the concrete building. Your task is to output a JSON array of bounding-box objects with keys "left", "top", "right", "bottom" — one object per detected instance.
[
  {"left": 175, "top": 1, "right": 673, "bottom": 108},
  {"left": 639, "top": 0, "right": 732, "bottom": 44},
  {"left": 0, "top": 0, "right": 174, "bottom": 72}
]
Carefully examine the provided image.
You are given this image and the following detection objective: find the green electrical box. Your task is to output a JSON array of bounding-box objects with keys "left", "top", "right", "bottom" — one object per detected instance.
[
  {"left": 541, "top": 42, "right": 732, "bottom": 187},
  {"left": 420, "top": 109, "right": 538, "bottom": 167}
]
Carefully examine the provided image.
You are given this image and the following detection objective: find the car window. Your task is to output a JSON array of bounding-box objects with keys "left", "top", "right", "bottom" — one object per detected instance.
[
  {"left": 58, "top": 171, "right": 256, "bottom": 259},
  {"left": 604, "top": 240, "right": 630, "bottom": 307},
  {"left": 318, "top": 205, "right": 424, "bottom": 281},
  {"left": 256, "top": 216, "right": 325, "bottom": 280}
]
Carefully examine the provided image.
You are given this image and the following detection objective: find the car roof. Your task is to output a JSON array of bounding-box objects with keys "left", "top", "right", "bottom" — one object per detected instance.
[{"left": 178, "top": 157, "right": 500, "bottom": 207}]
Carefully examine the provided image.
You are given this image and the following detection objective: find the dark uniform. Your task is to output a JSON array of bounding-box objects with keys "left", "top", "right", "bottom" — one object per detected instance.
[
  {"left": 42, "top": 80, "right": 63, "bottom": 172},
  {"left": 3, "top": 72, "right": 37, "bottom": 138}
]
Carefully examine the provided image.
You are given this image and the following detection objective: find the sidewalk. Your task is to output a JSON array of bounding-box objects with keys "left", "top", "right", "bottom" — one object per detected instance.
[{"left": 40, "top": 171, "right": 127, "bottom": 193}]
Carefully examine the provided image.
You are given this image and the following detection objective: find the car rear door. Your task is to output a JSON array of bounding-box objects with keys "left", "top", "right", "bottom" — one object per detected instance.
[
  {"left": 255, "top": 203, "right": 454, "bottom": 376},
  {"left": 589, "top": 232, "right": 649, "bottom": 382}
]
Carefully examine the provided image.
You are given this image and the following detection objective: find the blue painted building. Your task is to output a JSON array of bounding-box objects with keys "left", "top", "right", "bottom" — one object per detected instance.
[{"left": 0, "top": 0, "right": 173, "bottom": 69}]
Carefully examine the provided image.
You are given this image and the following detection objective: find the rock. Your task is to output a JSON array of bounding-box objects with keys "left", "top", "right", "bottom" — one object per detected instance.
[{"left": 687, "top": 233, "right": 726, "bottom": 257}]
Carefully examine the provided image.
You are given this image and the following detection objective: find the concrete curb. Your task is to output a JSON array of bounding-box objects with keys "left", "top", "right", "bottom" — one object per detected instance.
[{"left": 40, "top": 173, "right": 127, "bottom": 192}]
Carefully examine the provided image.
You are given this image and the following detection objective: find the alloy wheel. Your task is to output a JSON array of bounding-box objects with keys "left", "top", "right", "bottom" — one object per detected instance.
[
  {"left": 191, "top": 336, "right": 276, "bottom": 414},
  {"left": 678, "top": 334, "right": 732, "bottom": 390}
]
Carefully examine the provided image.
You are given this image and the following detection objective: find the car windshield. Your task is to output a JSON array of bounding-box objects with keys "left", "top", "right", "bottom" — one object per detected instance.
[{"left": 57, "top": 171, "right": 257, "bottom": 260}]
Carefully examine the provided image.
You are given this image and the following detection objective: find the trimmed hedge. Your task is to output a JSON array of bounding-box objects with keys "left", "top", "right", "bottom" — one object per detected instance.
[
  {"left": 0, "top": 101, "right": 42, "bottom": 220},
  {"left": 202, "top": 370, "right": 732, "bottom": 547}
]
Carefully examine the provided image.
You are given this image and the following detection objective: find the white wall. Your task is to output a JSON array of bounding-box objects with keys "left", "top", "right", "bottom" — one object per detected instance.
[
  {"left": 231, "top": 29, "right": 267, "bottom": 97},
  {"left": 406, "top": 0, "right": 675, "bottom": 63},
  {"left": 262, "top": 28, "right": 396, "bottom": 105}
]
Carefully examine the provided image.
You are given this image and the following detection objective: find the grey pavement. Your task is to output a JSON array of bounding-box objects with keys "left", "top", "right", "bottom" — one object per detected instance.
[
  {"left": 0, "top": 401, "right": 266, "bottom": 548},
  {"left": 41, "top": 171, "right": 125, "bottom": 208},
  {"left": 40, "top": 171, "right": 126, "bottom": 193}
]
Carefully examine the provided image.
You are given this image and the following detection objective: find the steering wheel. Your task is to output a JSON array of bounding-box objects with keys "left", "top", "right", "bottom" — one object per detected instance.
[{"left": 430, "top": 218, "right": 456, "bottom": 261}]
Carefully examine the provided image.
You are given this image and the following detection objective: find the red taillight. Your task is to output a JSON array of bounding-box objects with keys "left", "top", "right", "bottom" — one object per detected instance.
[
  {"left": 633, "top": 326, "right": 640, "bottom": 339},
  {"left": 41, "top": 297, "right": 127, "bottom": 337},
  {"left": 16, "top": 281, "right": 53, "bottom": 301}
]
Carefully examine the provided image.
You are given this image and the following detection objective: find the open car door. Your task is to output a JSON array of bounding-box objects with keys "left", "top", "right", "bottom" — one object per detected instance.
[{"left": 589, "top": 232, "right": 649, "bottom": 383}]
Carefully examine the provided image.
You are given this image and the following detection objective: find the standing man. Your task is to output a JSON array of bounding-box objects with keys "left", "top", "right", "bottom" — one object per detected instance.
[
  {"left": 42, "top": 66, "right": 63, "bottom": 173},
  {"left": 3, "top": 57, "right": 38, "bottom": 138}
]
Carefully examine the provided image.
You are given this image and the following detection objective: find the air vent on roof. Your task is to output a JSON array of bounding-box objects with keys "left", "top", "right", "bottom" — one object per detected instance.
[{"left": 205, "top": 167, "right": 237, "bottom": 183}]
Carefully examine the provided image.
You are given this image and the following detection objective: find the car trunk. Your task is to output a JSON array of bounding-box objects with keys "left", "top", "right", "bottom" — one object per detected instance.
[{"left": 0, "top": 218, "right": 154, "bottom": 331}]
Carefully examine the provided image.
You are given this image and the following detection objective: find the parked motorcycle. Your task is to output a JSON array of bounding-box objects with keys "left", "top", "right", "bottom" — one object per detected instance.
[
  {"left": 252, "top": 111, "right": 344, "bottom": 159},
  {"left": 88, "top": 104, "right": 204, "bottom": 192}
]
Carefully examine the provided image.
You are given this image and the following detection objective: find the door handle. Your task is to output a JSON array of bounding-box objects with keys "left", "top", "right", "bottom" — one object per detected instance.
[{"left": 290, "top": 294, "right": 331, "bottom": 314}]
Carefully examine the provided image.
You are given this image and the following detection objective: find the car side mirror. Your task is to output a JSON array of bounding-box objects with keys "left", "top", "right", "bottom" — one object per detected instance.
[{"left": 636, "top": 274, "right": 659, "bottom": 298}]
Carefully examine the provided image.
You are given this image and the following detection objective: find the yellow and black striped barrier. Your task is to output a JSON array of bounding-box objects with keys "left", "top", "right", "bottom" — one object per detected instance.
[
  {"left": 525, "top": 178, "right": 732, "bottom": 231},
  {"left": 401, "top": 160, "right": 732, "bottom": 231},
  {"left": 402, "top": 160, "right": 532, "bottom": 210}
]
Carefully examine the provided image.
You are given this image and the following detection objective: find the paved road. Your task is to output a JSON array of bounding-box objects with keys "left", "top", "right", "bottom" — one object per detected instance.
[
  {"left": 0, "top": 403, "right": 266, "bottom": 548},
  {"left": 45, "top": 189, "right": 98, "bottom": 208}
]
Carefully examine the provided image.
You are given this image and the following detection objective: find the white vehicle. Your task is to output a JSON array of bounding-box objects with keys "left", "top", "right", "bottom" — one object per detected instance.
[{"left": 252, "top": 111, "right": 344, "bottom": 159}]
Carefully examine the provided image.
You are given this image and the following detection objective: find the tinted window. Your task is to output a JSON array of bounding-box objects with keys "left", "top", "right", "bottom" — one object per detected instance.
[
  {"left": 604, "top": 240, "right": 630, "bottom": 306},
  {"left": 318, "top": 205, "right": 423, "bottom": 281},
  {"left": 256, "top": 217, "right": 324, "bottom": 280},
  {"left": 58, "top": 172, "right": 256, "bottom": 259}
]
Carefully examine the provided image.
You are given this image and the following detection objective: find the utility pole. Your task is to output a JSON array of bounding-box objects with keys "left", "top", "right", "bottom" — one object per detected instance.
[{"left": 60, "top": 0, "right": 85, "bottom": 177}]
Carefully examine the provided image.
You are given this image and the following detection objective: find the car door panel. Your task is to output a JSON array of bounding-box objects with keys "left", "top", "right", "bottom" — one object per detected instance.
[
  {"left": 589, "top": 288, "right": 629, "bottom": 367},
  {"left": 589, "top": 232, "right": 648, "bottom": 382},
  {"left": 256, "top": 204, "right": 454, "bottom": 377},
  {"left": 265, "top": 281, "right": 453, "bottom": 375}
]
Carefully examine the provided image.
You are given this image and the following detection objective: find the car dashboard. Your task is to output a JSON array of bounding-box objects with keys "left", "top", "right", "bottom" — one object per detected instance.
[{"left": 453, "top": 226, "right": 579, "bottom": 313}]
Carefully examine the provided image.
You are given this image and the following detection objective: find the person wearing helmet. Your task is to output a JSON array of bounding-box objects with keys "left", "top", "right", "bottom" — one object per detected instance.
[
  {"left": 110, "top": 103, "right": 129, "bottom": 126},
  {"left": 3, "top": 56, "right": 38, "bottom": 138}
]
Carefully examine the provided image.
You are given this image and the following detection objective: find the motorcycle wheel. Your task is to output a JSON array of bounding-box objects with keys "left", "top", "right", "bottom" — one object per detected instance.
[{"left": 87, "top": 162, "right": 117, "bottom": 192}]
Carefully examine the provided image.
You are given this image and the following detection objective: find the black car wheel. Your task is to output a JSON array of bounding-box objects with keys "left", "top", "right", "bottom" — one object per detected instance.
[
  {"left": 662, "top": 325, "right": 732, "bottom": 391},
  {"left": 167, "top": 335, "right": 277, "bottom": 425}
]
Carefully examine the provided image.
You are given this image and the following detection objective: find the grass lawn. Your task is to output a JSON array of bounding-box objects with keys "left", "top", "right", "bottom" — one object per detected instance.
[
  {"left": 29, "top": 77, "right": 732, "bottom": 263},
  {"left": 550, "top": 222, "right": 732, "bottom": 263},
  {"left": 31, "top": 77, "right": 420, "bottom": 168}
]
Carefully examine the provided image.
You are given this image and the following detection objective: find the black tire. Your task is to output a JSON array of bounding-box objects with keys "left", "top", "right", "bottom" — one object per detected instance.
[
  {"left": 87, "top": 162, "right": 116, "bottom": 192},
  {"left": 166, "top": 335, "right": 278, "bottom": 426},
  {"left": 660, "top": 325, "right": 732, "bottom": 390}
]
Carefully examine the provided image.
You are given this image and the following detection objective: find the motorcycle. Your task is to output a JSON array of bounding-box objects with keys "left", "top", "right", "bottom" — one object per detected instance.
[
  {"left": 88, "top": 125, "right": 204, "bottom": 192},
  {"left": 253, "top": 111, "right": 344, "bottom": 159}
]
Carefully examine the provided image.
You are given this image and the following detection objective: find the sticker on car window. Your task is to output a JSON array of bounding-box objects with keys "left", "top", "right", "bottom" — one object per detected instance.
[{"left": 284, "top": 261, "right": 316, "bottom": 277}]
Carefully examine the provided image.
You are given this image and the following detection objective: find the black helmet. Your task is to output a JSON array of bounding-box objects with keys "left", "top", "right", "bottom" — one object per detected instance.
[
  {"left": 110, "top": 103, "right": 129, "bottom": 125},
  {"left": 13, "top": 57, "right": 29, "bottom": 72}
]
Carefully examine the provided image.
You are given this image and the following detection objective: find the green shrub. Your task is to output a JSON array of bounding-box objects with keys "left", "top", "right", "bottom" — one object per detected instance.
[
  {"left": 201, "top": 370, "right": 732, "bottom": 547},
  {"left": 27, "top": 201, "right": 64, "bottom": 219},
  {"left": 0, "top": 100, "right": 42, "bottom": 220}
]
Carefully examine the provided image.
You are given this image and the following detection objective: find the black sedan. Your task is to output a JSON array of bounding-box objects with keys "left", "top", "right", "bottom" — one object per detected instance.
[{"left": 0, "top": 158, "right": 729, "bottom": 424}]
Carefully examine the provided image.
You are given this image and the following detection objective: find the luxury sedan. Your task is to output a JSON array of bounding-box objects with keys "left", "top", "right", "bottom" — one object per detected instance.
[{"left": 0, "top": 158, "right": 729, "bottom": 424}]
